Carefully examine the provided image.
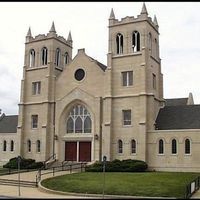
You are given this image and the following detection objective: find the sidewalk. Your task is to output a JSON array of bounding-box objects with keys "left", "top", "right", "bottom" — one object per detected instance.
[
  {"left": 191, "top": 189, "right": 200, "bottom": 199},
  {"left": 0, "top": 170, "right": 95, "bottom": 198}
]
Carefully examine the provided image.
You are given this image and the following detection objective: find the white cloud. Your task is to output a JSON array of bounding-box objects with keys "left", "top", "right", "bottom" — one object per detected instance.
[{"left": 1, "top": 2, "right": 200, "bottom": 114}]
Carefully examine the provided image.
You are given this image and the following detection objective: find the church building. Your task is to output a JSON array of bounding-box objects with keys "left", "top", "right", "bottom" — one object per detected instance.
[{"left": 1, "top": 3, "right": 200, "bottom": 172}]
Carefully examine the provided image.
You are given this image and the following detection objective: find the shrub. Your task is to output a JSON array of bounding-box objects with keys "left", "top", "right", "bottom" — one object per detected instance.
[
  {"left": 27, "top": 162, "right": 44, "bottom": 169},
  {"left": 85, "top": 159, "right": 148, "bottom": 172},
  {"left": 3, "top": 157, "right": 44, "bottom": 169}
]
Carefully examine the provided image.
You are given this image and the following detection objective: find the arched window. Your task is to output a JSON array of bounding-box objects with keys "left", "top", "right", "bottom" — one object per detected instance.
[
  {"left": 185, "top": 139, "right": 191, "bottom": 154},
  {"left": 36, "top": 140, "right": 41, "bottom": 153},
  {"left": 84, "top": 116, "right": 92, "bottom": 133},
  {"left": 29, "top": 49, "right": 35, "bottom": 67},
  {"left": 41, "top": 47, "right": 48, "bottom": 65},
  {"left": 55, "top": 48, "right": 60, "bottom": 66},
  {"left": 64, "top": 52, "right": 69, "bottom": 65},
  {"left": 172, "top": 139, "right": 177, "bottom": 154},
  {"left": 27, "top": 140, "right": 31, "bottom": 152},
  {"left": 131, "top": 139, "right": 136, "bottom": 154},
  {"left": 132, "top": 31, "right": 140, "bottom": 52},
  {"left": 10, "top": 140, "right": 14, "bottom": 152},
  {"left": 66, "top": 105, "right": 92, "bottom": 133},
  {"left": 116, "top": 33, "right": 123, "bottom": 54},
  {"left": 118, "top": 140, "right": 123, "bottom": 153},
  {"left": 3, "top": 140, "right": 6, "bottom": 152},
  {"left": 158, "top": 139, "right": 164, "bottom": 154},
  {"left": 148, "top": 33, "right": 152, "bottom": 52}
]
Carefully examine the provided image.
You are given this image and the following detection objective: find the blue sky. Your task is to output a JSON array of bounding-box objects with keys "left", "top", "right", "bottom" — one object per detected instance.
[{"left": 1, "top": 2, "right": 200, "bottom": 114}]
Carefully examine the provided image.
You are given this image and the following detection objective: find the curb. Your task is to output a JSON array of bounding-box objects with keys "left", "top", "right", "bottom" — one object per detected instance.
[{"left": 38, "top": 181, "right": 175, "bottom": 199}]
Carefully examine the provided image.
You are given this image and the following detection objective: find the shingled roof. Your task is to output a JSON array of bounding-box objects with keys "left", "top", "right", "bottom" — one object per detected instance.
[
  {"left": 165, "top": 98, "right": 188, "bottom": 106},
  {"left": 88, "top": 55, "right": 107, "bottom": 71},
  {"left": 0, "top": 114, "right": 18, "bottom": 133},
  {"left": 155, "top": 105, "right": 200, "bottom": 130}
]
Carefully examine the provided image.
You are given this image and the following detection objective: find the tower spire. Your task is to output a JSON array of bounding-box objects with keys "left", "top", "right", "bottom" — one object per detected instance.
[
  {"left": 26, "top": 27, "right": 32, "bottom": 37},
  {"left": 153, "top": 15, "right": 158, "bottom": 27},
  {"left": 109, "top": 8, "right": 115, "bottom": 19},
  {"left": 141, "top": 2, "right": 148, "bottom": 15},
  {"left": 49, "top": 21, "right": 56, "bottom": 33},
  {"left": 67, "top": 31, "right": 72, "bottom": 41},
  {"left": 26, "top": 27, "right": 32, "bottom": 42}
]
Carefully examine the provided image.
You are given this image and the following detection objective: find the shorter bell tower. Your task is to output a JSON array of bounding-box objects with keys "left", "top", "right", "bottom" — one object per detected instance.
[{"left": 17, "top": 22, "right": 73, "bottom": 161}]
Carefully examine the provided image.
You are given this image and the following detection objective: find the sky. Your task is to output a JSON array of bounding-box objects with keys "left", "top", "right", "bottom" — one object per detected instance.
[{"left": 1, "top": 2, "right": 200, "bottom": 115}]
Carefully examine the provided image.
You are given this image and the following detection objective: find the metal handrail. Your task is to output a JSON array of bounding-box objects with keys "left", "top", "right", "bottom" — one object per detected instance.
[
  {"left": 185, "top": 176, "right": 200, "bottom": 199},
  {"left": 35, "top": 162, "right": 87, "bottom": 186},
  {"left": 43, "top": 153, "right": 56, "bottom": 169}
]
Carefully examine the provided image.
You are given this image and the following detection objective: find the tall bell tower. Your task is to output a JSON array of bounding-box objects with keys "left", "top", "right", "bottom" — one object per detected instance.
[
  {"left": 17, "top": 22, "right": 73, "bottom": 161},
  {"left": 103, "top": 3, "right": 164, "bottom": 161}
]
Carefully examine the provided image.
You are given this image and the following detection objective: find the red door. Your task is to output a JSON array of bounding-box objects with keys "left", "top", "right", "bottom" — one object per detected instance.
[
  {"left": 65, "top": 142, "right": 77, "bottom": 161},
  {"left": 79, "top": 142, "right": 91, "bottom": 162}
]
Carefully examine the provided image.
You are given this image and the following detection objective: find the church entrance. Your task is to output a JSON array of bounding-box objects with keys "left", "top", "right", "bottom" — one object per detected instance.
[
  {"left": 65, "top": 141, "right": 91, "bottom": 162},
  {"left": 65, "top": 142, "right": 77, "bottom": 161},
  {"left": 79, "top": 141, "right": 91, "bottom": 162}
]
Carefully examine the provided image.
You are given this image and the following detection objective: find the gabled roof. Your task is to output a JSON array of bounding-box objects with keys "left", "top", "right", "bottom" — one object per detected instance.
[
  {"left": 155, "top": 105, "right": 200, "bottom": 130},
  {"left": 88, "top": 56, "right": 107, "bottom": 72},
  {"left": 165, "top": 98, "right": 188, "bottom": 106},
  {"left": 0, "top": 114, "right": 18, "bottom": 133}
]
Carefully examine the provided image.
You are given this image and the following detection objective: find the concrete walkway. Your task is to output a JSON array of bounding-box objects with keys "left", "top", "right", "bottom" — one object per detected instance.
[
  {"left": 0, "top": 169, "right": 95, "bottom": 198},
  {"left": 191, "top": 189, "right": 200, "bottom": 199}
]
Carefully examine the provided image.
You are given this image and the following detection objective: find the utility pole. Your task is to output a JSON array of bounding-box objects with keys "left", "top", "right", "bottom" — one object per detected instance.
[
  {"left": 18, "top": 156, "right": 21, "bottom": 197},
  {"left": 102, "top": 155, "right": 107, "bottom": 199}
]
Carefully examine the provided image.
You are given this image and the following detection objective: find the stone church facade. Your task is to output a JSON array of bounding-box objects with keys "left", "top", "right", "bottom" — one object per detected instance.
[{"left": 1, "top": 3, "right": 200, "bottom": 172}]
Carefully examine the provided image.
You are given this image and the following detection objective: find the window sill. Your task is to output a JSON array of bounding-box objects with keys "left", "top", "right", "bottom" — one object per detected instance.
[
  {"left": 26, "top": 66, "right": 47, "bottom": 71},
  {"left": 122, "top": 85, "right": 134, "bottom": 88},
  {"left": 184, "top": 154, "right": 192, "bottom": 156},
  {"left": 171, "top": 154, "right": 178, "bottom": 156},
  {"left": 123, "top": 125, "right": 132, "bottom": 128},
  {"left": 32, "top": 94, "right": 41, "bottom": 96},
  {"left": 113, "top": 52, "right": 142, "bottom": 58},
  {"left": 157, "top": 153, "right": 165, "bottom": 156}
]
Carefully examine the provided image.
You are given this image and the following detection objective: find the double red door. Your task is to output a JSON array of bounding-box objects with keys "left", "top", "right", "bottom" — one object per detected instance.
[
  {"left": 65, "top": 141, "right": 91, "bottom": 162},
  {"left": 65, "top": 142, "right": 77, "bottom": 161}
]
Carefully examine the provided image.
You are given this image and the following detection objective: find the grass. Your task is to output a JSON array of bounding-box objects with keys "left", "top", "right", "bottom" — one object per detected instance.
[{"left": 41, "top": 172, "right": 200, "bottom": 198}]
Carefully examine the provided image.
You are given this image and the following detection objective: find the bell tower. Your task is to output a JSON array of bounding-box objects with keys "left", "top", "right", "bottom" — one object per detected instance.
[
  {"left": 17, "top": 22, "right": 73, "bottom": 161},
  {"left": 103, "top": 3, "right": 164, "bottom": 161}
]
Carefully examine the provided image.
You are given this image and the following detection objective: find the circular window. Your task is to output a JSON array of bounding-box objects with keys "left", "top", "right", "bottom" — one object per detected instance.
[{"left": 74, "top": 69, "right": 85, "bottom": 81}]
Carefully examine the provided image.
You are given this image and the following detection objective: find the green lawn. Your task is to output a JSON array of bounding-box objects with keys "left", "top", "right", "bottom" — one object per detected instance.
[{"left": 41, "top": 172, "right": 200, "bottom": 198}]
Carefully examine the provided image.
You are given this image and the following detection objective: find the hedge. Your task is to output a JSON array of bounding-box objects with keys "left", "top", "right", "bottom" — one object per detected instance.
[
  {"left": 85, "top": 159, "right": 148, "bottom": 172},
  {"left": 3, "top": 157, "right": 44, "bottom": 169}
]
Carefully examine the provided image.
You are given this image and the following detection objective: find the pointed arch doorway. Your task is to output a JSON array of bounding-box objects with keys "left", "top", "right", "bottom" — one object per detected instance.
[{"left": 64, "top": 104, "right": 92, "bottom": 162}]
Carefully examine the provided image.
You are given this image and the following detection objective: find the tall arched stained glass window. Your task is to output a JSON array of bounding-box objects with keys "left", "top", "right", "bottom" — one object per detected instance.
[{"left": 66, "top": 105, "right": 92, "bottom": 133}]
